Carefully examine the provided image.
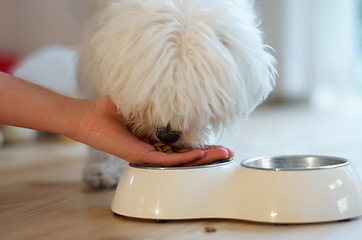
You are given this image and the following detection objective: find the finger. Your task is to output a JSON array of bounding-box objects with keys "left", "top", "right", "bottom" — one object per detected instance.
[
  {"left": 204, "top": 145, "right": 235, "bottom": 158},
  {"left": 182, "top": 148, "right": 230, "bottom": 166},
  {"left": 135, "top": 149, "right": 205, "bottom": 166}
]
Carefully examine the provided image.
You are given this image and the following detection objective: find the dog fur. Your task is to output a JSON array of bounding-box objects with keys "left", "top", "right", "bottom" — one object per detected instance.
[{"left": 78, "top": 0, "right": 276, "bottom": 188}]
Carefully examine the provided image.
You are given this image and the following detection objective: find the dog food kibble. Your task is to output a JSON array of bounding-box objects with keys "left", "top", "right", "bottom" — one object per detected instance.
[
  {"left": 204, "top": 226, "right": 217, "bottom": 233},
  {"left": 154, "top": 141, "right": 165, "bottom": 147},
  {"left": 154, "top": 141, "right": 173, "bottom": 153},
  {"left": 144, "top": 140, "right": 190, "bottom": 154},
  {"left": 176, "top": 148, "right": 189, "bottom": 153},
  {"left": 162, "top": 144, "right": 172, "bottom": 152}
]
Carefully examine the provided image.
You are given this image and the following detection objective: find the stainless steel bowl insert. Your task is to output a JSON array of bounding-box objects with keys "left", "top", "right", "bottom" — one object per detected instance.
[{"left": 241, "top": 155, "right": 349, "bottom": 171}]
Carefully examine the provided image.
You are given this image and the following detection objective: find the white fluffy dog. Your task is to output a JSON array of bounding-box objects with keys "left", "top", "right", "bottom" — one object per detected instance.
[{"left": 78, "top": 0, "right": 276, "bottom": 188}]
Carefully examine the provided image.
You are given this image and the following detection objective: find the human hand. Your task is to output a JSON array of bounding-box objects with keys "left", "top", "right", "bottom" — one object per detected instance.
[{"left": 69, "top": 96, "right": 234, "bottom": 166}]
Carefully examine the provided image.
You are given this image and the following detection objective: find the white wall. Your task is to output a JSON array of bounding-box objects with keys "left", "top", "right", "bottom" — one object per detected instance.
[
  {"left": 256, "top": 0, "right": 358, "bottom": 103},
  {"left": 0, "top": 0, "right": 359, "bottom": 103},
  {"left": 0, "top": 0, "right": 89, "bottom": 54}
]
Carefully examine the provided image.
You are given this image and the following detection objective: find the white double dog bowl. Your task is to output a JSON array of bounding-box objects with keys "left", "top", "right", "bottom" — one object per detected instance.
[{"left": 112, "top": 155, "right": 362, "bottom": 224}]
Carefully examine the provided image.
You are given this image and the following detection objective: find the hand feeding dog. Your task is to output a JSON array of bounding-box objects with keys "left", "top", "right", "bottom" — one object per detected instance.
[{"left": 78, "top": 0, "right": 276, "bottom": 188}]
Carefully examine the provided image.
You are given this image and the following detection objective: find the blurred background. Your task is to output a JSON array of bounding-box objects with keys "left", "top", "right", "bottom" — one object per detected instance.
[
  {"left": 1, "top": 3, "right": 362, "bottom": 235},
  {"left": 0, "top": 0, "right": 361, "bottom": 152}
]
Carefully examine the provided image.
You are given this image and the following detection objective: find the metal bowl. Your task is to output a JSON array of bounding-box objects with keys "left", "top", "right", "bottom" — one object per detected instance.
[{"left": 241, "top": 155, "right": 349, "bottom": 171}]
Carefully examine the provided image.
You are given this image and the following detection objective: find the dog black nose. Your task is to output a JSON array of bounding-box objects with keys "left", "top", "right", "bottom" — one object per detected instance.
[{"left": 156, "top": 126, "right": 181, "bottom": 144}]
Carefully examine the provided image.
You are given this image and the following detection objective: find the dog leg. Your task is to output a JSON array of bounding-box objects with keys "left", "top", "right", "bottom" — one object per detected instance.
[{"left": 83, "top": 146, "right": 128, "bottom": 189}]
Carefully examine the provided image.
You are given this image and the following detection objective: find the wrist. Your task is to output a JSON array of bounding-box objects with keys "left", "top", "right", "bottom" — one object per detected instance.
[{"left": 59, "top": 97, "right": 93, "bottom": 141}]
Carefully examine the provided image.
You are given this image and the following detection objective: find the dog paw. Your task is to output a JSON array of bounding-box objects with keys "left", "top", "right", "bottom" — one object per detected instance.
[{"left": 83, "top": 160, "right": 128, "bottom": 189}]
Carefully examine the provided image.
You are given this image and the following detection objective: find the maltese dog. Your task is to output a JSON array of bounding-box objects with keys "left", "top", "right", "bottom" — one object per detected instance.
[{"left": 77, "top": 0, "right": 276, "bottom": 188}]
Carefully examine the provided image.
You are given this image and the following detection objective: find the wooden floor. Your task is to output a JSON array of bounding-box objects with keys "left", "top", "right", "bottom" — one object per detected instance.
[{"left": 1, "top": 104, "right": 362, "bottom": 240}]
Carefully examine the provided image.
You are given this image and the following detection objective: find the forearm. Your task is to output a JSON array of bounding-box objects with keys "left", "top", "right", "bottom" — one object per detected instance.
[{"left": 0, "top": 72, "right": 86, "bottom": 136}]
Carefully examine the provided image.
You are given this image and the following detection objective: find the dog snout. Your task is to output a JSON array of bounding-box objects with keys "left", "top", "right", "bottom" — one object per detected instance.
[{"left": 156, "top": 126, "right": 182, "bottom": 144}]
